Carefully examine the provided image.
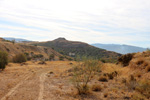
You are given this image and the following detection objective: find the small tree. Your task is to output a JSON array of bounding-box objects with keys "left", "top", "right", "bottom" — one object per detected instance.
[
  {"left": 71, "top": 59, "right": 101, "bottom": 95},
  {"left": 12, "top": 39, "right": 15, "bottom": 44},
  {"left": 0, "top": 51, "right": 8, "bottom": 70},
  {"left": 13, "top": 53, "right": 27, "bottom": 63},
  {"left": 49, "top": 54, "right": 55, "bottom": 61},
  {"left": 59, "top": 56, "right": 64, "bottom": 61}
]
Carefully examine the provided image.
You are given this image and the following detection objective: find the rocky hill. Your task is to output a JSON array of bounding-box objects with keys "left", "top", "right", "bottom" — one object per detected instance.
[
  {"left": 0, "top": 38, "right": 62, "bottom": 61},
  {"left": 31, "top": 38, "right": 122, "bottom": 62}
]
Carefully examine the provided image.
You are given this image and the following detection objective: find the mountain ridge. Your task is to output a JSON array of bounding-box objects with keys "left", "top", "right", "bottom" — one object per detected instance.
[
  {"left": 3, "top": 37, "right": 32, "bottom": 42},
  {"left": 92, "top": 43, "right": 146, "bottom": 54}
]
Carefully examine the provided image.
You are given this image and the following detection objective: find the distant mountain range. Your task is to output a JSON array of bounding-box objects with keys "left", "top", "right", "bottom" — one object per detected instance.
[
  {"left": 91, "top": 43, "right": 147, "bottom": 54},
  {"left": 2, "top": 37, "right": 146, "bottom": 55},
  {"left": 3, "top": 37, "right": 32, "bottom": 42}
]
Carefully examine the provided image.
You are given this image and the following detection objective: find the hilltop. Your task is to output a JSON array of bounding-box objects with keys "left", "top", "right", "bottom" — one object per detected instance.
[{"left": 31, "top": 38, "right": 122, "bottom": 62}]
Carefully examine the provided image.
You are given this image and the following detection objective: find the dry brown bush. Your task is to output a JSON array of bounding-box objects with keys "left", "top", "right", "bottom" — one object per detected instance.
[
  {"left": 99, "top": 76, "right": 108, "bottom": 82},
  {"left": 126, "top": 75, "right": 138, "bottom": 91},
  {"left": 118, "top": 53, "right": 135, "bottom": 67},
  {"left": 92, "top": 84, "right": 102, "bottom": 92},
  {"left": 104, "top": 93, "right": 108, "bottom": 98},
  {"left": 13, "top": 53, "right": 27, "bottom": 63}
]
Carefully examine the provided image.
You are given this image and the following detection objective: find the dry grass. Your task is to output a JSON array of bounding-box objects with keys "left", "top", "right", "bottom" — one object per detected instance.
[
  {"left": 118, "top": 51, "right": 150, "bottom": 99},
  {"left": 129, "top": 51, "right": 150, "bottom": 70},
  {"left": 0, "top": 50, "right": 150, "bottom": 100},
  {"left": 131, "top": 92, "right": 146, "bottom": 100},
  {"left": 146, "top": 66, "right": 150, "bottom": 72},
  {"left": 136, "top": 80, "right": 150, "bottom": 99},
  {"left": 134, "top": 71, "right": 142, "bottom": 78},
  {"left": 121, "top": 78, "right": 127, "bottom": 84},
  {"left": 135, "top": 58, "right": 144, "bottom": 65},
  {"left": 126, "top": 75, "right": 138, "bottom": 91}
]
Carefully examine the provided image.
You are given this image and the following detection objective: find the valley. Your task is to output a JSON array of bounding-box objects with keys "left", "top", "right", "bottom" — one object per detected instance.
[
  {"left": 0, "top": 0, "right": 149, "bottom": 99},
  {"left": 0, "top": 37, "right": 150, "bottom": 100},
  {"left": 0, "top": 50, "right": 150, "bottom": 100}
]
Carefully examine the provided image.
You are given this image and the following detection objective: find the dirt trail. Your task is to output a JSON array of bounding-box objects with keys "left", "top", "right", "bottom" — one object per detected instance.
[
  {"left": 0, "top": 61, "right": 72, "bottom": 100},
  {"left": 38, "top": 73, "right": 47, "bottom": 100},
  {"left": 1, "top": 73, "right": 32, "bottom": 100}
]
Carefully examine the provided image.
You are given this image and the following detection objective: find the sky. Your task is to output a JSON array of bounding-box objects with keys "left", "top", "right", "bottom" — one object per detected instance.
[{"left": 0, "top": 0, "right": 150, "bottom": 48}]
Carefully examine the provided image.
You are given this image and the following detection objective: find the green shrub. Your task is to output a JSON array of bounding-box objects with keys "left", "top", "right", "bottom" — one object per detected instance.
[
  {"left": 24, "top": 52, "right": 32, "bottom": 61},
  {"left": 13, "top": 53, "right": 27, "bottom": 63},
  {"left": 0, "top": 51, "right": 8, "bottom": 70},
  {"left": 100, "top": 59, "right": 106, "bottom": 63},
  {"left": 33, "top": 54, "right": 43, "bottom": 58},
  {"left": 71, "top": 59, "right": 101, "bottom": 95},
  {"left": 12, "top": 39, "right": 15, "bottom": 44},
  {"left": 49, "top": 54, "right": 55, "bottom": 61},
  {"left": 59, "top": 56, "right": 64, "bottom": 61},
  {"left": 68, "top": 57, "right": 73, "bottom": 61},
  {"left": 24, "top": 52, "right": 29, "bottom": 56},
  {"left": 65, "top": 56, "right": 73, "bottom": 61}
]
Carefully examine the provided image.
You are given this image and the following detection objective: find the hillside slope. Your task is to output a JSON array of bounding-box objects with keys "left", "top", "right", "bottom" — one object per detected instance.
[
  {"left": 0, "top": 38, "right": 62, "bottom": 60},
  {"left": 32, "top": 38, "right": 121, "bottom": 62},
  {"left": 92, "top": 43, "right": 146, "bottom": 54}
]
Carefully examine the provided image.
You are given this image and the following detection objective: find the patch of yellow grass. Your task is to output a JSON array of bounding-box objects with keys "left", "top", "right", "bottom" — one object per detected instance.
[{"left": 102, "top": 63, "right": 120, "bottom": 73}]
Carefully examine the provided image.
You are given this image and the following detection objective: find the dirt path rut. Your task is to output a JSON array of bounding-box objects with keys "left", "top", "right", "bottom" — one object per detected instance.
[
  {"left": 1, "top": 73, "right": 32, "bottom": 100},
  {"left": 38, "top": 73, "right": 47, "bottom": 100}
]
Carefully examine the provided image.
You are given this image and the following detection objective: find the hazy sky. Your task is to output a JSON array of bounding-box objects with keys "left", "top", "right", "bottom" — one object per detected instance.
[{"left": 0, "top": 0, "right": 150, "bottom": 48}]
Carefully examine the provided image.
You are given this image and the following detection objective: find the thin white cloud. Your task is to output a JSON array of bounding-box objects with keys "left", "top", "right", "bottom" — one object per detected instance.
[{"left": 0, "top": 0, "right": 150, "bottom": 47}]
